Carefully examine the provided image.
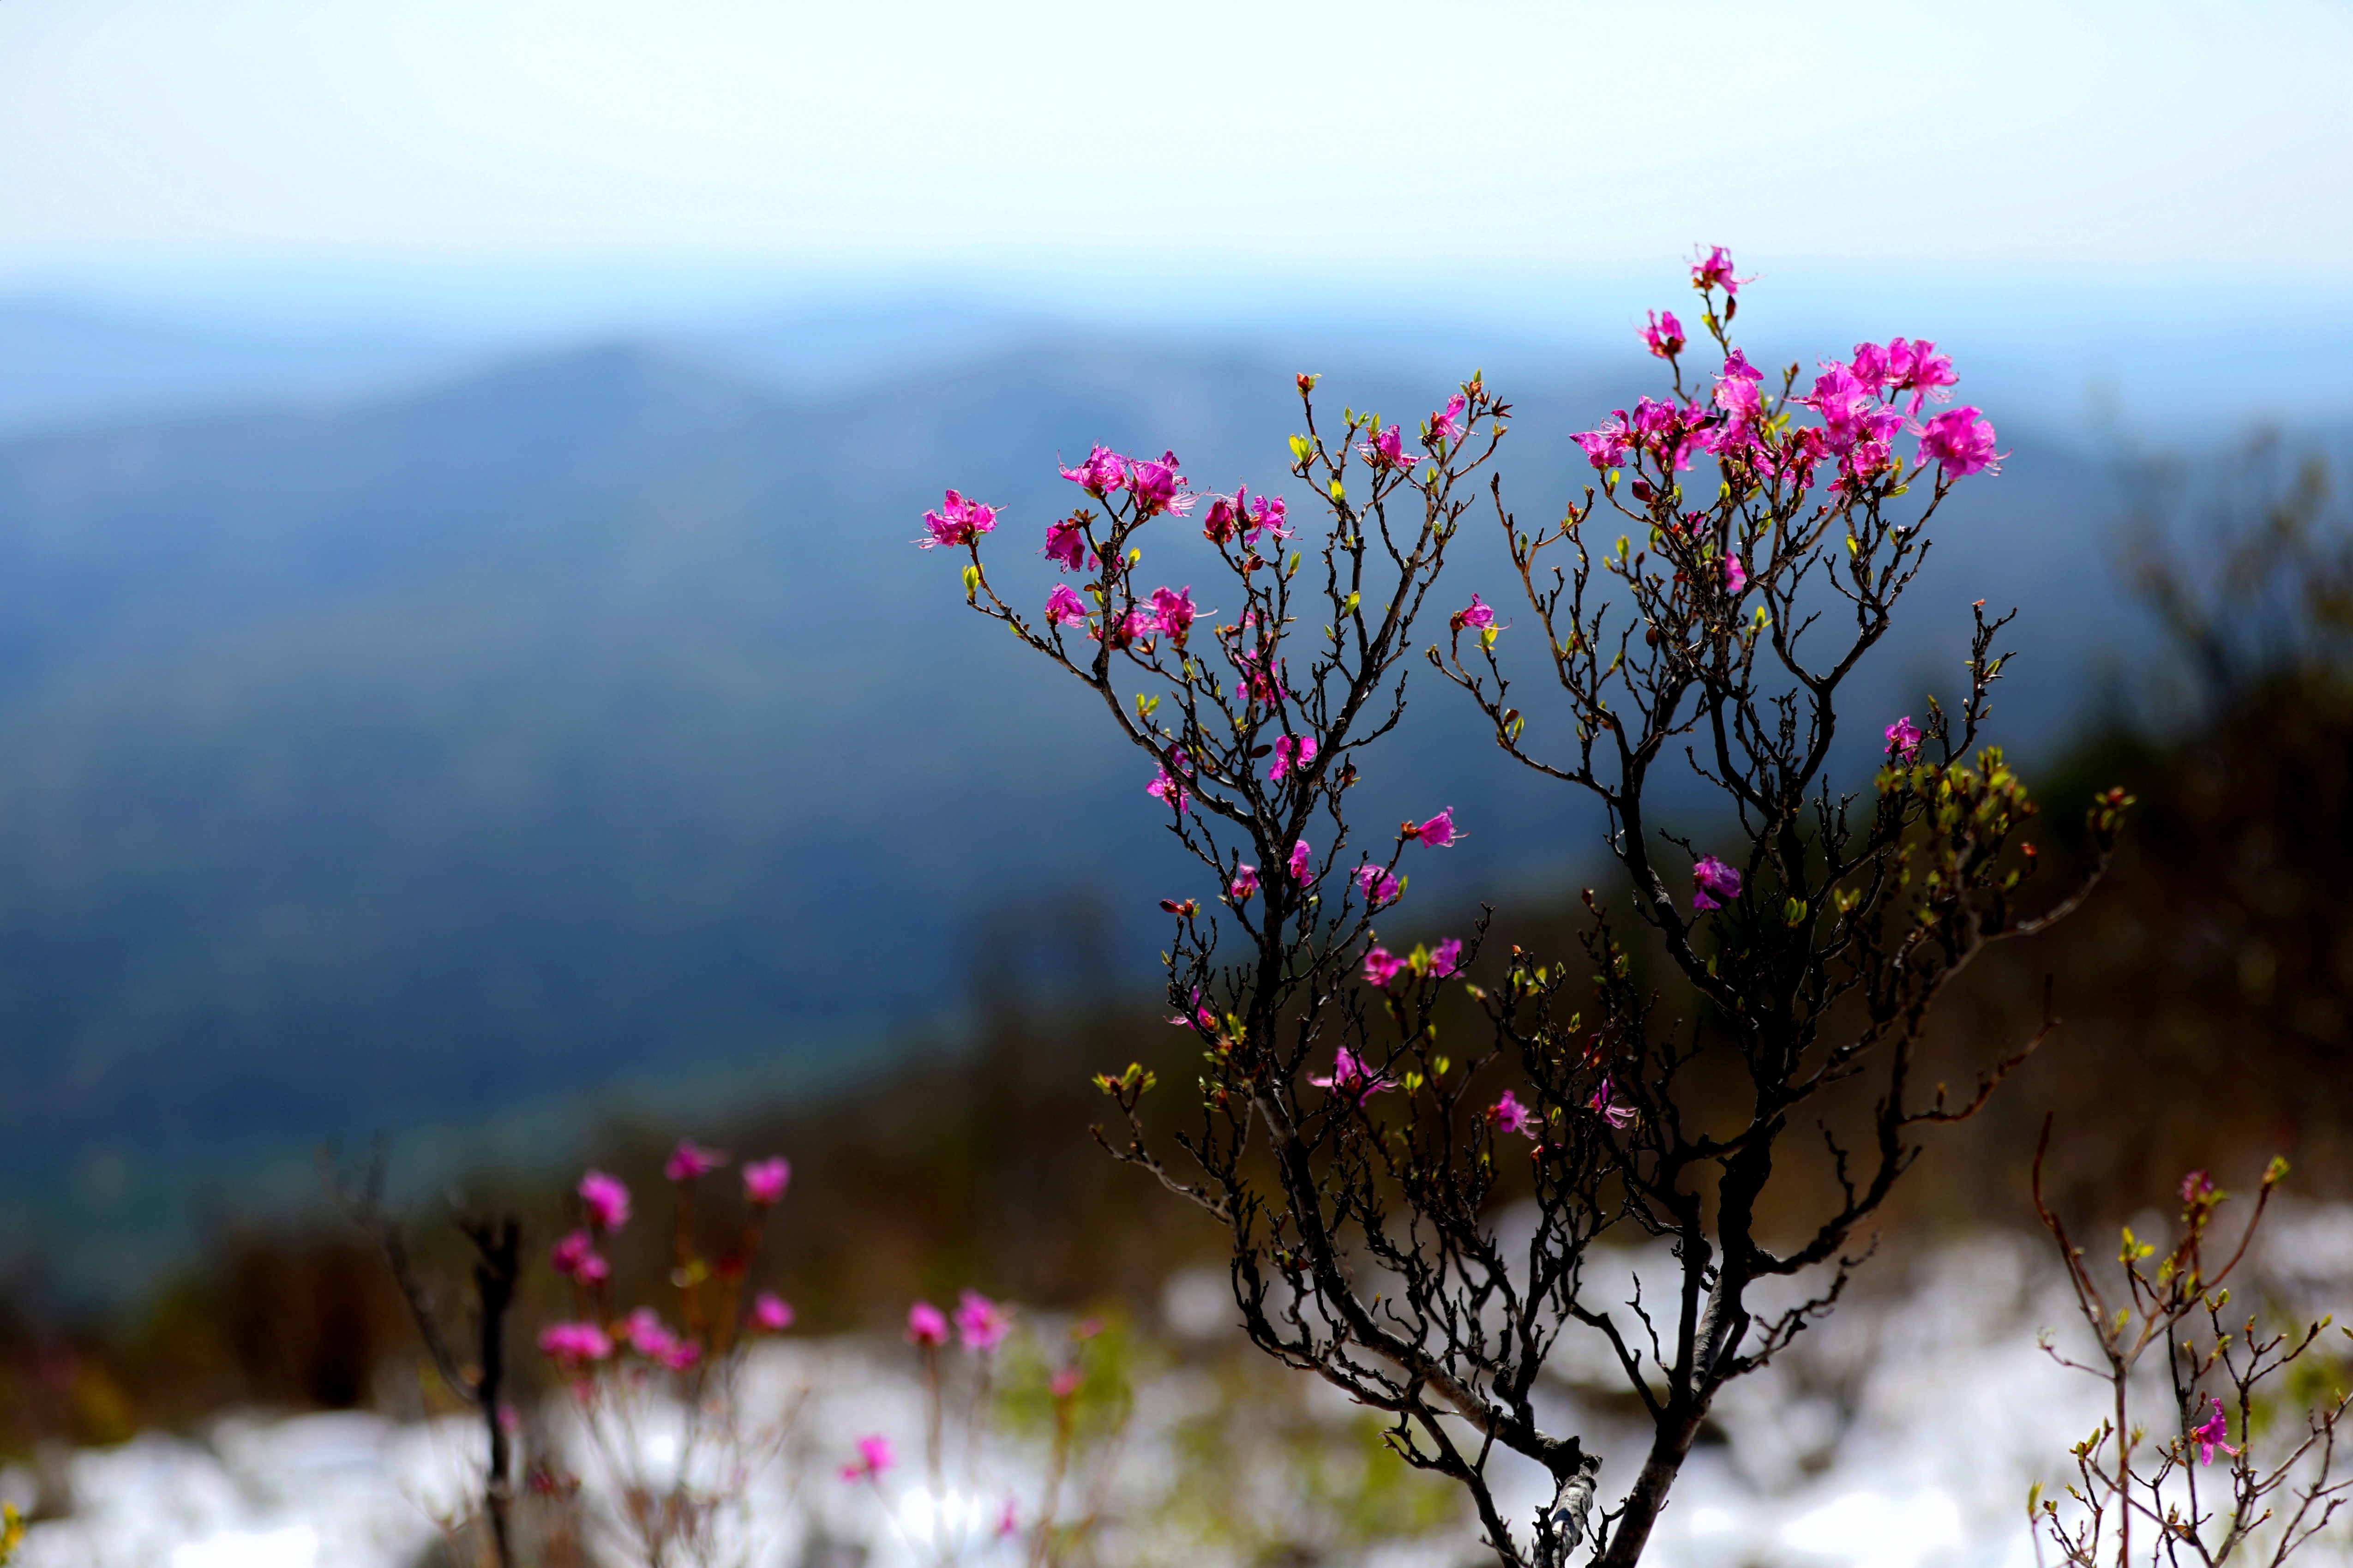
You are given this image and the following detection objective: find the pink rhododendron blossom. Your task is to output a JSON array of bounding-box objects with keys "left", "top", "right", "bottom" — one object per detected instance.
[
  {"left": 1168, "top": 987, "right": 1216, "bottom": 1030},
  {"left": 1576, "top": 412, "right": 1634, "bottom": 471},
  {"left": 1493, "top": 1090, "right": 1535, "bottom": 1136},
  {"left": 1147, "top": 767, "right": 1189, "bottom": 815},
  {"left": 1201, "top": 492, "right": 1242, "bottom": 545},
  {"left": 907, "top": 1301, "right": 949, "bottom": 1346},
  {"left": 1289, "top": 840, "right": 1313, "bottom": 880},
  {"left": 1430, "top": 937, "right": 1463, "bottom": 979},
  {"left": 1641, "top": 309, "right": 1686, "bottom": 359},
  {"left": 1693, "top": 856, "right": 1742, "bottom": 912},
  {"left": 538, "top": 1322, "right": 612, "bottom": 1368},
  {"left": 1358, "top": 865, "right": 1401, "bottom": 907},
  {"left": 954, "top": 1289, "right": 1012, "bottom": 1352},
  {"left": 1362, "top": 947, "right": 1407, "bottom": 988},
  {"left": 2191, "top": 1398, "right": 2239, "bottom": 1465},
  {"left": 917, "top": 489, "right": 998, "bottom": 550},
  {"left": 622, "top": 1308, "right": 679, "bottom": 1357},
  {"left": 1045, "top": 584, "right": 1090, "bottom": 626},
  {"left": 1691, "top": 245, "right": 1753, "bottom": 295},
  {"left": 1915, "top": 406, "right": 2004, "bottom": 477},
  {"left": 1724, "top": 554, "right": 1748, "bottom": 595},
  {"left": 1149, "top": 586, "right": 1196, "bottom": 648},
  {"left": 1357, "top": 422, "right": 1422, "bottom": 472},
  {"left": 1628, "top": 397, "right": 1704, "bottom": 471},
  {"left": 1433, "top": 392, "right": 1468, "bottom": 445},
  {"left": 750, "top": 1292, "right": 795, "bottom": 1333},
  {"left": 1124, "top": 451, "right": 1195, "bottom": 517},
  {"left": 578, "top": 1171, "right": 630, "bottom": 1232},
  {"left": 1042, "top": 518, "right": 1087, "bottom": 571},
  {"left": 1310, "top": 1046, "right": 1392, "bottom": 1102},
  {"left": 1243, "top": 490, "right": 1290, "bottom": 543},
  {"left": 842, "top": 1434, "right": 895, "bottom": 1482},
  {"left": 1229, "top": 863, "right": 1260, "bottom": 902},
  {"left": 1269, "top": 733, "right": 1318, "bottom": 781},
  {"left": 1058, "top": 445, "right": 1126, "bottom": 497},
  {"left": 1888, "top": 338, "right": 1957, "bottom": 416},
  {"left": 1885, "top": 716, "right": 1923, "bottom": 760},
  {"left": 1453, "top": 595, "right": 1495, "bottom": 633},
  {"left": 550, "top": 1230, "right": 609, "bottom": 1285},
  {"left": 1411, "top": 807, "right": 1458, "bottom": 848},
  {"left": 743, "top": 1157, "right": 791, "bottom": 1206},
  {"left": 665, "top": 1141, "right": 726, "bottom": 1183},
  {"left": 1588, "top": 1077, "right": 1635, "bottom": 1129}
]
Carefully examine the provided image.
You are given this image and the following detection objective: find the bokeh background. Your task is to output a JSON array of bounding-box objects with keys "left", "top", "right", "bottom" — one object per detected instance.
[{"left": 3, "top": 1, "right": 2353, "bottom": 1553}]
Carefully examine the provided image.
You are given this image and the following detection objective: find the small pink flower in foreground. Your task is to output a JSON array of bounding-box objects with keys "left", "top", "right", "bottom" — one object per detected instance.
[
  {"left": 1288, "top": 840, "right": 1313, "bottom": 881},
  {"left": 1042, "top": 517, "right": 1087, "bottom": 571},
  {"left": 1691, "top": 245, "right": 1753, "bottom": 296},
  {"left": 1168, "top": 987, "right": 1216, "bottom": 1030},
  {"left": 1452, "top": 594, "right": 1495, "bottom": 633},
  {"left": 1432, "top": 392, "right": 1468, "bottom": 445},
  {"left": 1885, "top": 715, "right": 1923, "bottom": 760},
  {"left": 1357, "top": 422, "right": 1422, "bottom": 472},
  {"left": 1050, "top": 1366, "right": 1083, "bottom": 1400},
  {"left": 578, "top": 1171, "right": 630, "bottom": 1232},
  {"left": 1493, "top": 1090, "right": 1535, "bottom": 1136},
  {"left": 1362, "top": 946, "right": 1407, "bottom": 989},
  {"left": 997, "top": 1496, "right": 1022, "bottom": 1538},
  {"left": 1915, "top": 406, "right": 2004, "bottom": 477},
  {"left": 1045, "top": 584, "right": 1089, "bottom": 627},
  {"left": 1640, "top": 309, "right": 1685, "bottom": 359},
  {"left": 743, "top": 1157, "right": 791, "bottom": 1206},
  {"left": 1124, "top": 451, "right": 1195, "bottom": 517},
  {"left": 665, "top": 1141, "right": 726, "bottom": 1183},
  {"left": 842, "top": 1434, "right": 895, "bottom": 1483},
  {"left": 550, "top": 1229, "right": 609, "bottom": 1285},
  {"left": 2182, "top": 1169, "right": 2217, "bottom": 1205},
  {"left": 538, "top": 1321, "right": 612, "bottom": 1368},
  {"left": 907, "top": 1301, "right": 949, "bottom": 1346},
  {"left": 2191, "top": 1397, "right": 2239, "bottom": 1465},
  {"left": 1358, "top": 865, "right": 1401, "bottom": 907},
  {"left": 1692, "top": 856, "right": 1742, "bottom": 912},
  {"left": 1149, "top": 585, "right": 1196, "bottom": 648},
  {"left": 1576, "top": 413, "right": 1633, "bottom": 471},
  {"left": 1409, "top": 807, "right": 1458, "bottom": 848},
  {"left": 1269, "top": 732, "right": 1318, "bottom": 781},
  {"left": 1888, "top": 338, "right": 1958, "bottom": 416},
  {"left": 750, "top": 1292, "right": 795, "bottom": 1333},
  {"left": 1229, "top": 863, "right": 1260, "bottom": 902},
  {"left": 916, "top": 489, "right": 998, "bottom": 550},
  {"left": 954, "top": 1289, "right": 1012, "bottom": 1352},
  {"left": 1589, "top": 1077, "right": 1635, "bottom": 1129},
  {"left": 621, "top": 1307, "right": 683, "bottom": 1358},
  {"left": 1723, "top": 553, "right": 1748, "bottom": 595},
  {"left": 1243, "top": 490, "right": 1290, "bottom": 543},
  {"left": 1147, "top": 767, "right": 1189, "bottom": 815},
  {"left": 1058, "top": 445, "right": 1126, "bottom": 497},
  {"left": 1310, "top": 1046, "right": 1391, "bottom": 1103},
  {"left": 1430, "top": 937, "right": 1463, "bottom": 979}
]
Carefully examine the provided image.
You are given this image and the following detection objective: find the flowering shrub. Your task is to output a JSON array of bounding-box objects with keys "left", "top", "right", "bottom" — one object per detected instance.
[{"left": 919, "top": 249, "right": 2131, "bottom": 1567}]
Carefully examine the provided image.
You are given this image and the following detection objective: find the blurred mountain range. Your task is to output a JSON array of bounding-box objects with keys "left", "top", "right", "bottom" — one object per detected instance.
[{"left": 0, "top": 306, "right": 2141, "bottom": 1300}]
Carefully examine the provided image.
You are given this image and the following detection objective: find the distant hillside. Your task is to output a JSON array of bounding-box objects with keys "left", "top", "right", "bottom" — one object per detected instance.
[{"left": 0, "top": 335, "right": 2131, "bottom": 1298}]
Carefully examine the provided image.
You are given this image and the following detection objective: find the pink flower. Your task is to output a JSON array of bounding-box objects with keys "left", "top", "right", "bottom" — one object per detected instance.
[
  {"left": 1724, "top": 553, "right": 1748, "bottom": 595},
  {"left": 578, "top": 1171, "right": 630, "bottom": 1232},
  {"left": 1588, "top": 1077, "right": 1635, "bottom": 1129},
  {"left": 1885, "top": 715, "right": 1923, "bottom": 760},
  {"left": 1915, "top": 406, "right": 2004, "bottom": 477},
  {"left": 743, "top": 1157, "right": 791, "bottom": 1206},
  {"left": 1357, "top": 422, "right": 1423, "bottom": 473},
  {"left": 621, "top": 1307, "right": 680, "bottom": 1358},
  {"left": 1358, "top": 864, "right": 1401, "bottom": 907},
  {"left": 1269, "top": 732, "right": 1319, "bottom": 781},
  {"left": 1045, "top": 584, "right": 1090, "bottom": 626},
  {"left": 1168, "top": 987, "right": 1216, "bottom": 1030},
  {"left": 1410, "top": 807, "right": 1458, "bottom": 848},
  {"left": 1887, "top": 338, "right": 1957, "bottom": 416},
  {"left": 954, "top": 1289, "right": 1012, "bottom": 1352},
  {"left": 1201, "top": 491, "right": 1242, "bottom": 545},
  {"left": 1288, "top": 840, "right": 1313, "bottom": 881},
  {"left": 1848, "top": 340, "right": 1893, "bottom": 390},
  {"left": 1147, "top": 767, "right": 1189, "bottom": 815},
  {"left": 665, "top": 1141, "right": 726, "bottom": 1183},
  {"left": 1310, "top": 1046, "right": 1392, "bottom": 1103},
  {"left": 1641, "top": 309, "right": 1686, "bottom": 359},
  {"left": 1692, "top": 856, "right": 1742, "bottom": 912},
  {"left": 1124, "top": 451, "right": 1195, "bottom": 517},
  {"left": 1432, "top": 392, "right": 1468, "bottom": 445},
  {"left": 1243, "top": 491, "right": 1290, "bottom": 543},
  {"left": 1229, "top": 863, "right": 1260, "bottom": 902},
  {"left": 550, "top": 1229, "right": 608, "bottom": 1285},
  {"left": 1362, "top": 946, "right": 1407, "bottom": 988},
  {"left": 1430, "top": 937, "right": 1463, "bottom": 979},
  {"left": 997, "top": 1496, "right": 1022, "bottom": 1537},
  {"left": 2191, "top": 1397, "right": 2239, "bottom": 1465},
  {"left": 1691, "top": 245, "right": 1753, "bottom": 296},
  {"left": 1493, "top": 1090, "right": 1535, "bottom": 1136},
  {"left": 1049, "top": 1366, "right": 1082, "bottom": 1400},
  {"left": 2182, "top": 1169, "right": 2216, "bottom": 1204},
  {"left": 1576, "top": 412, "right": 1634, "bottom": 471},
  {"left": 1042, "top": 518, "right": 1088, "bottom": 571},
  {"left": 750, "top": 1292, "right": 795, "bottom": 1333},
  {"left": 1453, "top": 595, "right": 1495, "bottom": 633},
  {"left": 1149, "top": 586, "right": 1196, "bottom": 648},
  {"left": 907, "top": 1301, "right": 949, "bottom": 1346},
  {"left": 1058, "top": 445, "right": 1126, "bottom": 497},
  {"left": 916, "top": 489, "right": 998, "bottom": 550},
  {"left": 842, "top": 1434, "right": 896, "bottom": 1482},
  {"left": 538, "top": 1321, "right": 613, "bottom": 1368}
]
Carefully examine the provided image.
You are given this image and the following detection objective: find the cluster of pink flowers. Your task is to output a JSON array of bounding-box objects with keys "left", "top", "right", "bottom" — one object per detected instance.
[
  {"left": 1058, "top": 444, "right": 1196, "bottom": 517},
  {"left": 551, "top": 1229, "right": 610, "bottom": 1286},
  {"left": 1692, "top": 855, "right": 1742, "bottom": 912},
  {"left": 905, "top": 1290, "right": 1013, "bottom": 1352},
  {"left": 1268, "top": 732, "right": 1317, "bottom": 782},
  {"left": 916, "top": 489, "right": 998, "bottom": 550},
  {"left": 1200, "top": 485, "right": 1288, "bottom": 546},
  {"left": 539, "top": 1321, "right": 613, "bottom": 1369},
  {"left": 620, "top": 1307, "right": 702, "bottom": 1372},
  {"left": 1361, "top": 937, "right": 1463, "bottom": 991}
]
